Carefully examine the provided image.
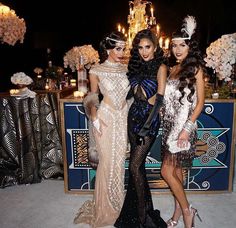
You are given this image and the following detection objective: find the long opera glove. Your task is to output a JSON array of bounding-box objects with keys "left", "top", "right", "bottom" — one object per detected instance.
[{"left": 137, "top": 93, "right": 163, "bottom": 145}]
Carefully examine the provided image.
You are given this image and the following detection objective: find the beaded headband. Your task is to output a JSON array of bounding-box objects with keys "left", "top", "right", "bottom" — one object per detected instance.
[{"left": 105, "top": 37, "right": 126, "bottom": 45}]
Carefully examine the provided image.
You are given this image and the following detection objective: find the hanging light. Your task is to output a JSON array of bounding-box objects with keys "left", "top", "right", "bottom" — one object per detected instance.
[{"left": 0, "top": 2, "right": 26, "bottom": 46}]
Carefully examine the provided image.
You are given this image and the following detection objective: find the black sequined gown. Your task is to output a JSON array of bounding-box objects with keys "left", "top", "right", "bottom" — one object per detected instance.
[{"left": 115, "top": 60, "right": 167, "bottom": 228}]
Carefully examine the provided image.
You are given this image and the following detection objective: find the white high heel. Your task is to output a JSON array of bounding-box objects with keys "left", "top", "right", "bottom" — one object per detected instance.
[
  {"left": 184, "top": 205, "right": 202, "bottom": 228},
  {"left": 166, "top": 203, "right": 182, "bottom": 227},
  {"left": 166, "top": 218, "right": 178, "bottom": 227}
]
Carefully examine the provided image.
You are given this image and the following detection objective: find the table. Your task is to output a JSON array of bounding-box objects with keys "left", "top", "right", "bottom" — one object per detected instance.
[{"left": 0, "top": 88, "right": 75, "bottom": 188}]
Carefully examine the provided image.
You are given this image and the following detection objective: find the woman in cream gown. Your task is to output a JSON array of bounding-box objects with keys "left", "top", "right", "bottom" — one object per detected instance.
[{"left": 74, "top": 31, "right": 130, "bottom": 227}]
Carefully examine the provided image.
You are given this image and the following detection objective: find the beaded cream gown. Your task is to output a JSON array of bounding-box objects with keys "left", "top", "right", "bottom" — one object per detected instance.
[{"left": 74, "top": 60, "right": 130, "bottom": 227}]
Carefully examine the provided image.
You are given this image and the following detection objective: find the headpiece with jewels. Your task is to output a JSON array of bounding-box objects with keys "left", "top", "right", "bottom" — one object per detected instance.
[{"left": 105, "top": 37, "right": 126, "bottom": 46}]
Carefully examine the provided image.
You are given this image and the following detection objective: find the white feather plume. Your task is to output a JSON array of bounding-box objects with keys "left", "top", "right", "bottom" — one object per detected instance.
[{"left": 181, "top": 15, "right": 197, "bottom": 39}]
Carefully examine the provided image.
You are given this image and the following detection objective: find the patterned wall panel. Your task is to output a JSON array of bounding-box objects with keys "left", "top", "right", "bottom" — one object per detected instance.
[{"left": 61, "top": 101, "right": 235, "bottom": 193}]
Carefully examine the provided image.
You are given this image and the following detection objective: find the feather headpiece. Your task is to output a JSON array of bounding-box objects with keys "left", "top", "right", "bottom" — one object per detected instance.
[{"left": 172, "top": 15, "right": 197, "bottom": 41}]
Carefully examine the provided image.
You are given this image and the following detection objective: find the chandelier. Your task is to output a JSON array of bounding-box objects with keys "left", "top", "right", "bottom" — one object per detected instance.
[
  {"left": 117, "top": 0, "right": 169, "bottom": 50},
  {"left": 0, "top": 3, "right": 26, "bottom": 46}
]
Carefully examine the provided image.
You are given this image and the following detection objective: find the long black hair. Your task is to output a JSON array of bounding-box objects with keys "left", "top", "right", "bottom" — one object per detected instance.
[
  {"left": 170, "top": 28, "right": 207, "bottom": 103},
  {"left": 99, "top": 31, "right": 126, "bottom": 63},
  {"left": 127, "top": 29, "right": 166, "bottom": 80}
]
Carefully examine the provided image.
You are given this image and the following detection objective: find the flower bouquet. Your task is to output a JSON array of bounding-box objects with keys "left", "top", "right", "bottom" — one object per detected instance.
[
  {"left": 204, "top": 33, "right": 236, "bottom": 81},
  {"left": 64, "top": 45, "right": 99, "bottom": 95},
  {"left": 0, "top": 4, "right": 26, "bottom": 46},
  {"left": 63, "top": 45, "right": 99, "bottom": 72}
]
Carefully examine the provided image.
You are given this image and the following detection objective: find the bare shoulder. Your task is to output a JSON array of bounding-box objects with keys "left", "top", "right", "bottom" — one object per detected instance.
[
  {"left": 159, "top": 63, "right": 168, "bottom": 71},
  {"left": 195, "top": 67, "right": 204, "bottom": 80}
]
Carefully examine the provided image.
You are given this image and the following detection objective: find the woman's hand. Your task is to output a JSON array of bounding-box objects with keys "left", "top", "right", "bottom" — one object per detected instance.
[
  {"left": 177, "top": 129, "right": 190, "bottom": 148},
  {"left": 92, "top": 118, "right": 107, "bottom": 136},
  {"left": 92, "top": 118, "right": 101, "bottom": 134}
]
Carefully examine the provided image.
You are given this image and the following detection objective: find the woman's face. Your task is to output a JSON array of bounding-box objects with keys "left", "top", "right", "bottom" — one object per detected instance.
[
  {"left": 108, "top": 43, "right": 126, "bottom": 63},
  {"left": 171, "top": 40, "right": 189, "bottom": 62},
  {"left": 138, "top": 38, "right": 156, "bottom": 61}
]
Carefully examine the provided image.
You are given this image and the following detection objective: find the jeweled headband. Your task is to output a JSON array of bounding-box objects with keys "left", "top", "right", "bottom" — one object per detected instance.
[
  {"left": 172, "top": 15, "right": 197, "bottom": 41},
  {"left": 106, "top": 37, "right": 126, "bottom": 45}
]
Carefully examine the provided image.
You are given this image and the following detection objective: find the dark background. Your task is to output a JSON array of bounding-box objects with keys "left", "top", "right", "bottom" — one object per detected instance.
[{"left": 1, "top": 0, "right": 236, "bottom": 91}]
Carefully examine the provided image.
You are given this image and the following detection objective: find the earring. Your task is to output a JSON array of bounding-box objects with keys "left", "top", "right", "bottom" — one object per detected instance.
[{"left": 107, "top": 50, "right": 110, "bottom": 55}]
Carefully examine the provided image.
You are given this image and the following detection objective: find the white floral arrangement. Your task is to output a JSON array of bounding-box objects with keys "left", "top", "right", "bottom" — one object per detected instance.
[
  {"left": 33, "top": 67, "right": 43, "bottom": 74},
  {"left": 11, "top": 72, "right": 33, "bottom": 85},
  {"left": 204, "top": 33, "right": 236, "bottom": 81},
  {"left": 63, "top": 45, "right": 99, "bottom": 72},
  {"left": 0, "top": 5, "right": 26, "bottom": 46}
]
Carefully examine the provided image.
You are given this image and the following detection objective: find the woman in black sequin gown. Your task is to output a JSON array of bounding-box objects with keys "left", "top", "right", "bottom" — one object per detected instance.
[{"left": 114, "top": 29, "right": 167, "bottom": 228}]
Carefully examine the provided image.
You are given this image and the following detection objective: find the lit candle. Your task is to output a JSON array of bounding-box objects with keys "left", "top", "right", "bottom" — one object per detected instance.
[
  {"left": 74, "top": 91, "right": 85, "bottom": 98},
  {"left": 128, "top": 37, "right": 132, "bottom": 48},
  {"left": 212, "top": 92, "right": 219, "bottom": 99},
  {"left": 118, "top": 24, "right": 121, "bottom": 32},
  {"left": 159, "top": 37, "right": 163, "bottom": 48},
  {"left": 129, "top": 6, "right": 132, "bottom": 15},
  {"left": 150, "top": 7, "right": 154, "bottom": 17},
  {"left": 45, "top": 85, "right": 49, "bottom": 90},
  {"left": 122, "top": 27, "right": 125, "bottom": 34},
  {"left": 70, "top": 79, "right": 76, "bottom": 87},
  {"left": 131, "top": 10, "right": 134, "bottom": 19},
  {"left": 10, "top": 89, "right": 19, "bottom": 95},
  {"left": 164, "top": 38, "right": 170, "bottom": 49},
  {"left": 156, "top": 25, "right": 160, "bottom": 36}
]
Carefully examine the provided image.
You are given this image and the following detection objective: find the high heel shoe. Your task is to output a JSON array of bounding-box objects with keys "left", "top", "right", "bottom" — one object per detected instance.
[
  {"left": 184, "top": 205, "right": 202, "bottom": 228},
  {"left": 166, "top": 218, "right": 178, "bottom": 227},
  {"left": 166, "top": 205, "right": 182, "bottom": 227},
  {"left": 191, "top": 206, "right": 202, "bottom": 228}
]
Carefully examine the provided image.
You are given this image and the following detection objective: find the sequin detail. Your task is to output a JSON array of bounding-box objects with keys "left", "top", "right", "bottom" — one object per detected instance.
[{"left": 162, "top": 79, "right": 197, "bottom": 168}]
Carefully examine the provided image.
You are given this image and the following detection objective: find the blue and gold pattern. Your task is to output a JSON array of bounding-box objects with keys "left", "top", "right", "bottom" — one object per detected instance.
[{"left": 62, "top": 101, "right": 235, "bottom": 192}]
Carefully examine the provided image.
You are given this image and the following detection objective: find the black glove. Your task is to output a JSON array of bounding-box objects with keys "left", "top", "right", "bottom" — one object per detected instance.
[{"left": 138, "top": 93, "right": 164, "bottom": 137}]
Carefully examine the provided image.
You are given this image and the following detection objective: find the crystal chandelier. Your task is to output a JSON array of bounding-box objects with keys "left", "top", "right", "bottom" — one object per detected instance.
[
  {"left": 117, "top": 0, "right": 169, "bottom": 51},
  {"left": 0, "top": 3, "right": 26, "bottom": 46},
  {"left": 127, "top": 0, "right": 156, "bottom": 47}
]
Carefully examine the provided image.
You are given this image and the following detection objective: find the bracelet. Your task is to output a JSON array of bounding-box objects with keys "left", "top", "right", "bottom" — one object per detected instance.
[{"left": 183, "top": 120, "right": 196, "bottom": 133}]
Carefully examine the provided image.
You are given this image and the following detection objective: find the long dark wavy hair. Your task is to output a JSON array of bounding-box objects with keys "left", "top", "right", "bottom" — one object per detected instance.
[
  {"left": 99, "top": 31, "right": 126, "bottom": 63},
  {"left": 127, "top": 29, "right": 166, "bottom": 80},
  {"left": 170, "top": 29, "right": 207, "bottom": 103}
]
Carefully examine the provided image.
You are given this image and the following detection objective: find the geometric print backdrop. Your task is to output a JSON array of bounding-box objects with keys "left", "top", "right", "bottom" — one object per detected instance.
[{"left": 62, "top": 101, "right": 235, "bottom": 193}]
